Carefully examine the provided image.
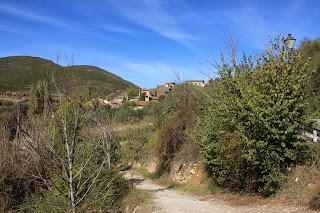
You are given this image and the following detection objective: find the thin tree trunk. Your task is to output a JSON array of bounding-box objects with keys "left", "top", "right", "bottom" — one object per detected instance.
[{"left": 66, "top": 140, "right": 76, "bottom": 213}]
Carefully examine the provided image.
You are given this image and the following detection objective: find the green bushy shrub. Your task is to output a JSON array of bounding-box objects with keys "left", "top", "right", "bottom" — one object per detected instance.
[
  {"left": 114, "top": 106, "right": 146, "bottom": 122},
  {"left": 118, "top": 125, "right": 151, "bottom": 165},
  {"left": 24, "top": 169, "right": 129, "bottom": 212},
  {"left": 195, "top": 36, "right": 313, "bottom": 196}
]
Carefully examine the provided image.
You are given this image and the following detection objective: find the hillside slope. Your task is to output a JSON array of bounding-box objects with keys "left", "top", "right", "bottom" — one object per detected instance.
[{"left": 0, "top": 56, "right": 134, "bottom": 97}]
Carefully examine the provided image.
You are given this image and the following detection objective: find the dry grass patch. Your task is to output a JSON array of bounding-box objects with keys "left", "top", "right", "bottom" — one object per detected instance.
[
  {"left": 212, "top": 188, "right": 266, "bottom": 206},
  {"left": 121, "top": 188, "right": 155, "bottom": 213},
  {"left": 309, "top": 188, "right": 320, "bottom": 210},
  {"left": 276, "top": 165, "right": 320, "bottom": 207}
]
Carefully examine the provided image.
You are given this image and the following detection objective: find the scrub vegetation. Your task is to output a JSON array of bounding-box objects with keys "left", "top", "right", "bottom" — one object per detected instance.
[
  {"left": 117, "top": 35, "right": 320, "bottom": 210},
  {"left": 0, "top": 57, "right": 133, "bottom": 212},
  {"left": 1, "top": 35, "right": 320, "bottom": 212}
]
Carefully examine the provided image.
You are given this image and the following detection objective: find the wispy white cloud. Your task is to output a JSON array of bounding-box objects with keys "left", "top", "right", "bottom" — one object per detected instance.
[
  {"left": 0, "top": 4, "right": 62, "bottom": 27},
  {"left": 105, "top": 0, "right": 199, "bottom": 50},
  {"left": 0, "top": 4, "right": 112, "bottom": 40},
  {"left": 0, "top": 26, "right": 20, "bottom": 33},
  {"left": 99, "top": 24, "right": 137, "bottom": 35}
]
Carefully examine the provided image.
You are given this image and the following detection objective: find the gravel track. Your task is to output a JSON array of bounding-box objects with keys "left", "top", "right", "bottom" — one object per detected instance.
[{"left": 121, "top": 171, "right": 316, "bottom": 213}]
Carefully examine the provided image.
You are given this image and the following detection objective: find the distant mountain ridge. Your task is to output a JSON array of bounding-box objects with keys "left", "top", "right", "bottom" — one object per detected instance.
[{"left": 0, "top": 56, "right": 135, "bottom": 97}]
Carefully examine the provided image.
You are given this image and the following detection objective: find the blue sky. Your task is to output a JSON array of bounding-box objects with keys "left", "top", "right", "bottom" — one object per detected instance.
[{"left": 1, "top": 0, "right": 319, "bottom": 89}]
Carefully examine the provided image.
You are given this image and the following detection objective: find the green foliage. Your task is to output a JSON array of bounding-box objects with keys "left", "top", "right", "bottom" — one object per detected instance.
[
  {"left": 158, "top": 95, "right": 165, "bottom": 102},
  {"left": 126, "top": 85, "right": 140, "bottom": 99},
  {"left": 299, "top": 37, "right": 320, "bottom": 57},
  {"left": 24, "top": 170, "right": 129, "bottom": 213},
  {"left": 309, "top": 141, "right": 320, "bottom": 166},
  {"left": 113, "top": 104, "right": 146, "bottom": 122},
  {"left": 27, "top": 80, "right": 50, "bottom": 117},
  {"left": 121, "top": 100, "right": 138, "bottom": 107},
  {"left": 94, "top": 100, "right": 115, "bottom": 118},
  {"left": 156, "top": 112, "right": 185, "bottom": 167},
  {"left": 298, "top": 37, "right": 320, "bottom": 116},
  {"left": 23, "top": 189, "right": 69, "bottom": 213},
  {"left": 195, "top": 35, "right": 312, "bottom": 196},
  {"left": 134, "top": 165, "right": 165, "bottom": 180},
  {"left": 0, "top": 169, "right": 29, "bottom": 212},
  {"left": 134, "top": 167, "right": 157, "bottom": 179},
  {"left": 0, "top": 73, "right": 130, "bottom": 211},
  {"left": 118, "top": 125, "right": 151, "bottom": 165},
  {"left": 23, "top": 87, "right": 129, "bottom": 211},
  {"left": 148, "top": 101, "right": 165, "bottom": 127},
  {"left": 139, "top": 92, "right": 146, "bottom": 101}
]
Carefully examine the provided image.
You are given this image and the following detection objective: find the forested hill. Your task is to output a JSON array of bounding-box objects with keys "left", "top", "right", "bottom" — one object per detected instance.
[{"left": 0, "top": 56, "right": 135, "bottom": 97}]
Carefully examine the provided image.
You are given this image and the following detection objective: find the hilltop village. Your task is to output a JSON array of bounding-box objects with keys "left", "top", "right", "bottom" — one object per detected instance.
[
  {"left": 0, "top": 79, "right": 209, "bottom": 109},
  {"left": 99, "top": 80, "right": 210, "bottom": 108}
]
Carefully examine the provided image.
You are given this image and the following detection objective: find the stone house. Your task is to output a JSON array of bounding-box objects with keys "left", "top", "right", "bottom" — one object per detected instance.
[
  {"left": 188, "top": 80, "right": 205, "bottom": 87},
  {"left": 139, "top": 88, "right": 151, "bottom": 101},
  {"left": 165, "top": 82, "right": 176, "bottom": 88}
]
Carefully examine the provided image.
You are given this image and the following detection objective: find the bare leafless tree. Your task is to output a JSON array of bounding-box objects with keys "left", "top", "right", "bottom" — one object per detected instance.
[
  {"left": 224, "top": 26, "right": 239, "bottom": 77},
  {"left": 93, "top": 112, "right": 114, "bottom": 170},
  {"left": 7, "top": 54, "right": 119, "bottom": 212},
  {"left": 199, "top": 26, "right": 239, "bottom": 79}
]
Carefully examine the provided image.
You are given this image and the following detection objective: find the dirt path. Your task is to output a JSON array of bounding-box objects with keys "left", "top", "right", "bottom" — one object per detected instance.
[{"left": 121, "top": 170, "right": 315, "bottom": 213}]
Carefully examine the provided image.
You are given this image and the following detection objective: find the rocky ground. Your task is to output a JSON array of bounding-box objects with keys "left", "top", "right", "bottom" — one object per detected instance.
[{"left": 121, "top": 170, "right": 318, "bottom": 213}]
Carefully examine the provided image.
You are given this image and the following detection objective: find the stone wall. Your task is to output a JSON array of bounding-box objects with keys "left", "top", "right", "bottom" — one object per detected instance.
[
  {"left": 132, "top": 156, "right": 159, "bottom": 173},
  {"left": 170, "top": 161, "right": 202, "bottom": 183}
]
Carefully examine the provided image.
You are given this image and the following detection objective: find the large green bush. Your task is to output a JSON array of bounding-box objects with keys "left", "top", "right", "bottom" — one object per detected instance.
[
  {"left": 195, "top": 36, "right": 312, "bottom": 196},
  {"left": 116, "top": 124, "right": 156, "bottom": 167},
  {"left": 126, "top": 85, "right": 140, "bottom": 99},
  {"left": 113, "top": 101, "right": 146, "bottom": 122}
]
